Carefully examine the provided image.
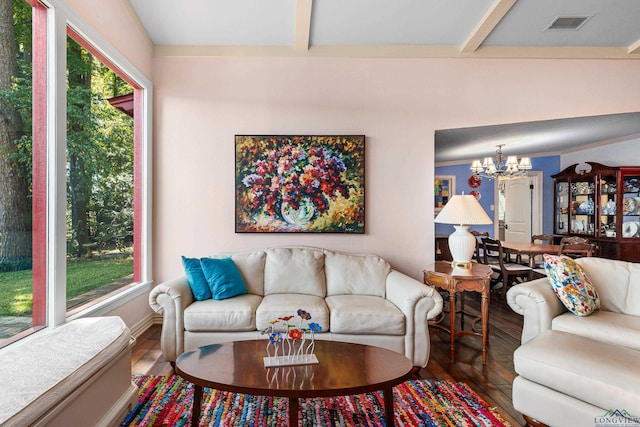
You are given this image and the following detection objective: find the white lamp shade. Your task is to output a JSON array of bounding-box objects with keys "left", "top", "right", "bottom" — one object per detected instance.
[
  {"left": 506, "top": 155, "right": 519, "bottom": 166},
  {"left": 519, "top": 157, "right": 532, "bottom": 170},
  {"left": 470, "top": 160, "right": 483, "bottom": 173},
  {"left": 434, "top": 194, "right": 493, "bottom": 226}
]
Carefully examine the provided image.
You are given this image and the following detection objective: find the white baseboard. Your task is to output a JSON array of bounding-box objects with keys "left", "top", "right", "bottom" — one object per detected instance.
[
  {"left": 128, "top": 313, "right": 162, "bottom": 339},
  {"left": 97, "top": 382, "right": 139, "bottom": 427},
  {"left": 129, "top": 315, "right": 153, "bottom": 339},
  {"left": 151, "top": 313, "right": 163, "bottom": 324}
]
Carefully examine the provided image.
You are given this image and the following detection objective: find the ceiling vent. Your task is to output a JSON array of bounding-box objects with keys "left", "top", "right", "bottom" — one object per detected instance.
[{"left": 546, "top": 16, "right": 591, "bottom": 30}]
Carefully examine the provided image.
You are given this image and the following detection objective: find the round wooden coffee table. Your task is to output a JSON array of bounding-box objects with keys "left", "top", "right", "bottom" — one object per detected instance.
[{"left": 176, "top": 340, "right": 413, "bottom": 427}]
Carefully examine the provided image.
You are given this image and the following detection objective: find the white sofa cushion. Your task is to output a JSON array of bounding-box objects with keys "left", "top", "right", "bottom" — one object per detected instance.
[
  {"left": 264, "top": 248, "right": 326, "bottom": 297},
  {"left": 214, "top": 251, "right": 266, "bottom": 296},
  {"left": 325, "top": 295, "right": 405, "bottom": 335},
  {"left": 229, "top": 251, "right": 266, "bottom": 296},
  {"left": 256, "top": 294, "right": 329, "bottom": 332},
  {"left": 552, "top": 310, "right": 640, "bottom": 351},
  {"left": 184, "top": 294, "right": 262, "bottom": 331},
  {"left": 324, "top": 250, "right": 390, "bottom": 297},
  {"left": 576, "top": 257, "right": 640, "bottom": 316},
  {"left": 514, "top": 331, "right": 640, "bottom": 412}
]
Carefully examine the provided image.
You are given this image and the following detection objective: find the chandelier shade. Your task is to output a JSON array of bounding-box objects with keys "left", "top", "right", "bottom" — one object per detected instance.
[{"left": 470, "top": 144, "right": 531, "bottom": 180}]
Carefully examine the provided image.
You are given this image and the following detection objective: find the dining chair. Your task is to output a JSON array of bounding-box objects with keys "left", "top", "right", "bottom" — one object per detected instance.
[
  {"left": 517, "top": 234, "right": 555, "bottom": 266},
  {"left": 471, "top": 231, "right": 489, "bottom": 262},
  {"left": 436, "top": 236, "right": 453, "bottom": 262},
  {"left": 482, "top": 237, "right": 533, "bottom": 298},
  {"left": 532, "top": 234, "right": 555, "bottom": 243},
  {"left": 558, "top": 236, "right": 597, "bottom": 258}
]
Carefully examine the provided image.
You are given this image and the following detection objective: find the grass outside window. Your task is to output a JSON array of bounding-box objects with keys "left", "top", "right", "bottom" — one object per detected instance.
[{"left": 0, "top": 255, "right": 133, "bottom": 317}]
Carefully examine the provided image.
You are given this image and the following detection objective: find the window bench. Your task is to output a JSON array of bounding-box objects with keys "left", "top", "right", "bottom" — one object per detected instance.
[{"left": 0, "top": 316, "right": 138, "bottom": 426}]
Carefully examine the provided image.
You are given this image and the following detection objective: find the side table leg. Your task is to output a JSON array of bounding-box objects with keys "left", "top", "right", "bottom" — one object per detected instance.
[
  {"left": 460, "top": 292, "right": 465, "bottom": 331},
  {"left": 383, "top": 386, "right": 395, "bottom": 427},
  {"left": 481, "top": 288, "right": 489, "bottom": 364},
  {"left": 289, "top": 397, "right": 299, "bottom": 427},
  {"left": 449, "top": 289, "right": 456, "bottom": 363},
  {"left": 191, "top": 384, "right": 202, "bottom": 427}
]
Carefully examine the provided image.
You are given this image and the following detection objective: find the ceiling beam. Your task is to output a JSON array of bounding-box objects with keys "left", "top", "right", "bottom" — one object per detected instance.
[
  {"left": 460, "top": 0, "right": 517, "bottom": 53},
  {"left": 155, "top": 44, "right": 640, "bottom": 59},
  {"left": 295, "top": 0, "right": 313, "bottom": 51},
  {"left": 629, "top": 39, "right": 640, "bottom": 54}
]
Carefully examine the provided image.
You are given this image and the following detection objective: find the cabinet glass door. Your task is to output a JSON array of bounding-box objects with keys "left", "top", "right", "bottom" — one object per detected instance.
[
  {"left": 570, "top": 180, "right": 595, "bottom": 236},
  {"left": 622, "top": 174, "right": 640, "bottom": 239},
  {"left": 556, "top": 180, "right": 569, "bottom": 234},
  {"left": 599, "top": 175, "right": 617, "bottom": 238}
]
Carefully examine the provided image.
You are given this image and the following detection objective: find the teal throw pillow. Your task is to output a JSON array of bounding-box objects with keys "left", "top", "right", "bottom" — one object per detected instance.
[
  {"left": 200, "top": 257, "right": 248, "bottom": 300},
  {"left": 182, "top": 256, "right": 212, "bottom": 301}
]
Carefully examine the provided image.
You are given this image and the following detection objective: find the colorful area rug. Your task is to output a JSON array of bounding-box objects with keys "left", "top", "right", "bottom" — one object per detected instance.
[{"left": 121, "top": 374, "right": 511, "bottom": 426}]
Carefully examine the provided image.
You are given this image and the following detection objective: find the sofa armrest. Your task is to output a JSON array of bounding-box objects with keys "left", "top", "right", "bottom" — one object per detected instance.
[
  {"left": 385, "top": 270, "right": 444, "bottom": 367},
  {"left": 506, "top": 278, "right": 567, "bottom": 344},
  {"left": 149, "top": 277, "right": 194, "bottom": 363}
]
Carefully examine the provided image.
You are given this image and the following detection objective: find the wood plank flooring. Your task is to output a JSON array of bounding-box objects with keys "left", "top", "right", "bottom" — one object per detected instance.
[{"left": 131, "top": 289, "right": 525, "bottom": 426}]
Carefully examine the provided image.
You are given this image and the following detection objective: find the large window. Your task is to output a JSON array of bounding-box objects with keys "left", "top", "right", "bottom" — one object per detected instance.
[
  {"left": 0, "top": 0, "right": 45, "bottom": 344},
  {"left": 0, "top": 0, "right": 151, "bottom": 347},
  {"left": 65, "top": 35, "right": 135, "bottom": 315}
]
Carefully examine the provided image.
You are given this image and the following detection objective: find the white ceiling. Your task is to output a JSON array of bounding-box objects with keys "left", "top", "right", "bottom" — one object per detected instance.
[
  {"left": 435, "top": 112, "right": 640, "bottom": 163},
  {"left": 128, "top": 0, "right": 640, "bottom": 56},
  {"left": 127, "top": 0, "right": 640, "bottom": 159}
]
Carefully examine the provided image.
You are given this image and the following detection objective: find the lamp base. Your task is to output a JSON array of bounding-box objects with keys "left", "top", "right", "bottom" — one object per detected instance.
[
  {"left": 450, "top": 260, "right": 472, "bottom": 269},
  {"left": 448, "top": 225, "right": 477, "bottom": 268}
]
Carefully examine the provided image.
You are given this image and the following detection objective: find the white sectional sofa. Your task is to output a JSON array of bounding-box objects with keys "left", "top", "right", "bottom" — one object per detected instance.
[
  {"left": 507, "top": 257, "right": 640, "bottom": 426},
  {"left": 0, "top": 316, "right": 137, "bottom": 427},
  {"left": 149, "top": 246, "right": 443, "bottom": 368}
]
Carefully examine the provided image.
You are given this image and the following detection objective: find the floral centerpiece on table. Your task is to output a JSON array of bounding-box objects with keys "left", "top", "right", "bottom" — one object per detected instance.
[
  {"left": 261, "top": 309, "right": 322, "bottom": 367},
  {"left": 235, "top": 136, "right": 365, "bottom": 232}
]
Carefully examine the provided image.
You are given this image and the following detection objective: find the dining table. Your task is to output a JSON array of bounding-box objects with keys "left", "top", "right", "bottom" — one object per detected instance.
[{"left": 500, "top": 241, "right": 561, "bottom": 267}]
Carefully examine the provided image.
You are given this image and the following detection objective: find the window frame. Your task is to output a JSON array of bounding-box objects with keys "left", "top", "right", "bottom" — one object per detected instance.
[{"left": 42, "top": 0, "right": 152, "bottom": 327}]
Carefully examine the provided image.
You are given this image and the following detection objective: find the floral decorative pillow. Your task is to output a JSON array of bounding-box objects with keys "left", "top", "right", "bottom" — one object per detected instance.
[{"left": 543, "top": 254, "right": 600, "bottom": 316}]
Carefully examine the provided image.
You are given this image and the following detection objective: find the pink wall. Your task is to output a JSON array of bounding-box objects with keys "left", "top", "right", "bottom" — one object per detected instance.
[
  {"left": 65, "top": 0, "right": 153, "bottom": 79},
  {"left": 153, "top": 56, "right": 640, "bottom": 282}
]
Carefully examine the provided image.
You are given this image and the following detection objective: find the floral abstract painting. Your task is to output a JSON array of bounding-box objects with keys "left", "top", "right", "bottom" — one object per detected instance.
[{"left": 235, "top": 135, "right": 365, "bottom": 233}]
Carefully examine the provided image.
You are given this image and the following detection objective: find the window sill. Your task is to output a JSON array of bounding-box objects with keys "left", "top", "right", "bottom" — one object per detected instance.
[{"left": 66, "top": 281, "right": 152, "bottom": 321}]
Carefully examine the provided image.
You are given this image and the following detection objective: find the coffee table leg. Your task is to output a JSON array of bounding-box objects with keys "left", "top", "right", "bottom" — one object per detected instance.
[
  {"left": 289, "top": 397, "right": 298, "bottom": 427},
  {"left": 383, "top": 387, "right": 395, "bottom": 426},
  {"left": 191, "top": 384, "right": 202, "bottom": 427}
]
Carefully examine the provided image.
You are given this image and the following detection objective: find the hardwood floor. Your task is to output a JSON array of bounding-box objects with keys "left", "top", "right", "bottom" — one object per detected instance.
[
  {"left": 131, "top": 289, "right": 525, "bottom": 426},
  {"left": 419, "top": 290, "right": 525, "bottom": 426}
]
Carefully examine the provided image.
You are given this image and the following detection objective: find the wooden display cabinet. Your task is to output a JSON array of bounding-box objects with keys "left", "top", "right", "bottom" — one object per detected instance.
[
  {"left": 552, "top": 162, "right": 640, "bottom": 262},
  {"left": 619, "top": 166, "right": 640, "bottom": 262}
]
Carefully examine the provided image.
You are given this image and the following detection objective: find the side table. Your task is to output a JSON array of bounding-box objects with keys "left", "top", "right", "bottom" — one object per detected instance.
[{"left": 424, "top": 261, "right": 492, "bottom": 364}]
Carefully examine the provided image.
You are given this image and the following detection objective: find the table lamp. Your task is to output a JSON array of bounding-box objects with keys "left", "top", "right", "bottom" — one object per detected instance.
[{"left": 434, "top": 194, "right": 493, "bottom": 268}]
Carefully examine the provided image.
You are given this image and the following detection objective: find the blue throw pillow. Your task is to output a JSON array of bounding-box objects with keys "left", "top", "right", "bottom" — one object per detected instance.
[
  {"left": 182, "top": 256, "right": 212, "bottom": 301},
  {"left": 200, "top": 257, "right": 248, "bottom": 300}
]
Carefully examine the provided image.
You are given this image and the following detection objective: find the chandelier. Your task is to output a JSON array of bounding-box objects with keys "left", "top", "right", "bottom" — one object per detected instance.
[{"left": 470, "top": 144, "right": 532, "bottom": 180}]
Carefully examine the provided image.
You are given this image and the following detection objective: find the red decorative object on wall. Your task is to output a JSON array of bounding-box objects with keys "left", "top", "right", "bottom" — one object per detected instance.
[{"left": 468, "top": 175, "right": 482, "bottom": 188}]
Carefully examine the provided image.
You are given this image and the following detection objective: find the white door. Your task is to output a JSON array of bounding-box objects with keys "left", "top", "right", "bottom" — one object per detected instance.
[{"left": 500, "top": 173, "right": 543, "bottom": 242}]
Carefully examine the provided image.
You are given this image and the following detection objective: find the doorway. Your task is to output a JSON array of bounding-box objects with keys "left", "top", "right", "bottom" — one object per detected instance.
[{"left": 496, "top": 172, "right": 543, "bottom": 242}]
